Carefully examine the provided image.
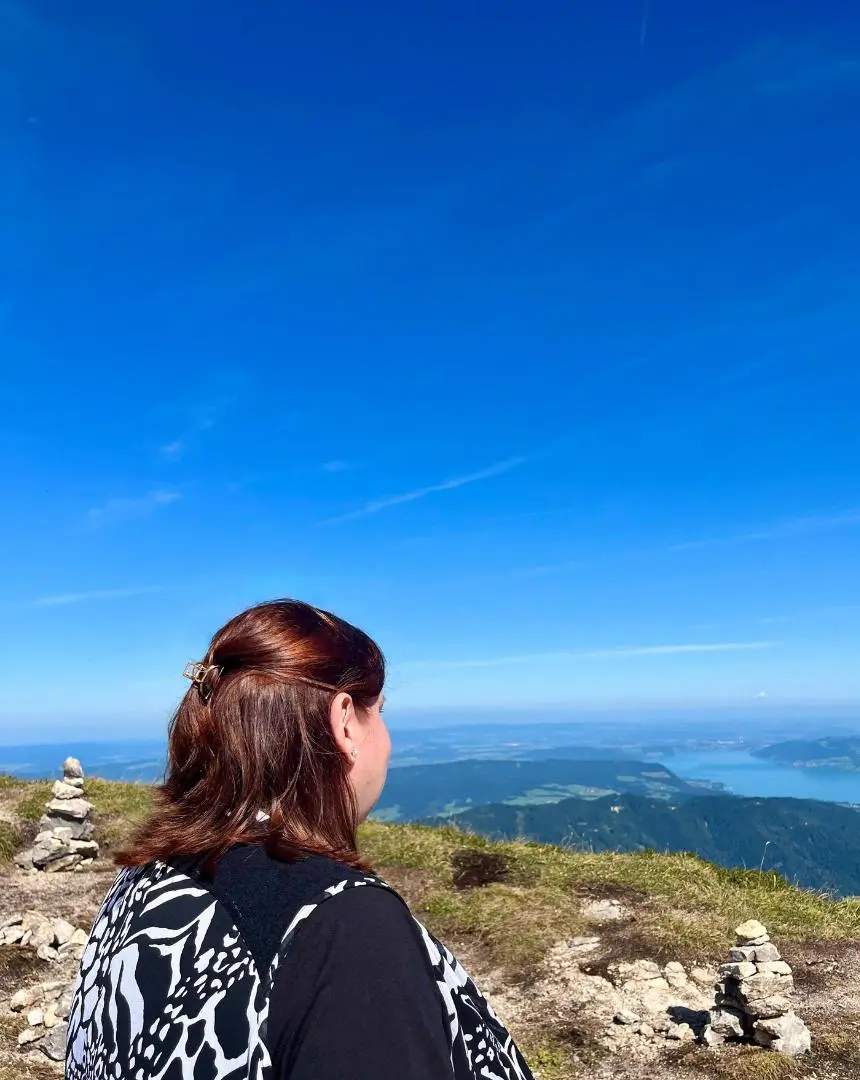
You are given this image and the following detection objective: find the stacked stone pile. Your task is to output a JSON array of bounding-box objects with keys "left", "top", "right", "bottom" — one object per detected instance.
[
  {"left": 14, "top": 756, "right": 99, "bottom": 872},
  {"left": 705, "top": 919, "right": 811, "bottom": 1056},
  {"left": 0, "top": 911, "right": 88, "bottom": 962}
]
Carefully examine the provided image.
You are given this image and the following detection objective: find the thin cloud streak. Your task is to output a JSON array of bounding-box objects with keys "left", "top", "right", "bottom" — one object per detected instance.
[
  {"left": 85, "top": 490, "right": 181, "bottom": 528},
  {"left": 321, "top": 457, "right": 527, "bottom": 525},
  {"left": 670, "top": 510, "right": 860, "bottom": 551},
  {"left": 402, "top": 641, "right": 778, "bottom": 670},
  {"left": 33, "top": 586, "right": 163, "bottom": 608}
]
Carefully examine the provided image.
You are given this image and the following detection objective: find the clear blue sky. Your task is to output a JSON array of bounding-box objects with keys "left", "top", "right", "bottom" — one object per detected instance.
[{"left": 1, "top": 0, "right": 859, "bottom": 737}]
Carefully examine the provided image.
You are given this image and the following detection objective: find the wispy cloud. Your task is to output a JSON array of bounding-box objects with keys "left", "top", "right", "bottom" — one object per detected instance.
[
  {"left": 670, "top": 510, "right": 860, "bottom": 551},
  {"left": 403, "top": 641, "right": 778, "bottom": 669},
  {"left": 85, "top": 489, "right": 181, "bottom": 528},
  {"left": 159, "top": 413, "right": 216, "bottom": 461},
  {"left": 32, "top": 586, "right": 163, "bottom": 608},
  {"left": 321, "top": 456, "right": 527, "bottom": 525}
]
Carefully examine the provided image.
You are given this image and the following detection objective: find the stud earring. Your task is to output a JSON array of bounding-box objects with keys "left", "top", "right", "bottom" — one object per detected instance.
[{"left": 350, "top": 748, "right": 358, "bottom": 760}]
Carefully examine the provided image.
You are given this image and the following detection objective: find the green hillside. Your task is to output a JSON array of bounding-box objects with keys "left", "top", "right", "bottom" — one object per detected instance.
[
  {"left": 754, "top": 737, "right": 860, "bottom": 770},
  {"left": 374, "top": 758, "right": 719, "bottom": 821},
  {"left": 436, "top": 792, "right": 860, "bottom": 896}
]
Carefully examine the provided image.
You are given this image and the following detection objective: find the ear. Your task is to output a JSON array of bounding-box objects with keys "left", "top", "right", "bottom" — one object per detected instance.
[{"left": 329, "top": 692, "right": 358, "bottom": 761}]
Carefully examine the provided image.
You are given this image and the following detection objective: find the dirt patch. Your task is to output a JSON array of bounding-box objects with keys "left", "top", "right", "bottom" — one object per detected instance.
[
  {"left": 574, "top": 882, "right": 651, "bottom": 905},
  {"left": 0, "top": 950, "right": 43, "bottom": 997},
  {"left": 451, "top": 849, "right": 511, "bottom": 890}
]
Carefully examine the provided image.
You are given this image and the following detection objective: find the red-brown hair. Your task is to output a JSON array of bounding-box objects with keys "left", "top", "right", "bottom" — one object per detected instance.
[{"left": 116, "top": 599, "right": 385, "bottom": 871}]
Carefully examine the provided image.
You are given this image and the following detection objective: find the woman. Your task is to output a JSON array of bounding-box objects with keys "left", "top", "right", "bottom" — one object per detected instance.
[{"left": 67, "top": 599, "right": 534, "bottom": 1080}]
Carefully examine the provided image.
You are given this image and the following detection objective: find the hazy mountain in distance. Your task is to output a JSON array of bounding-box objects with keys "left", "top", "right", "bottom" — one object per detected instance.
[{"left": 372, "top": 758, "right": 722, "bottom": 822}]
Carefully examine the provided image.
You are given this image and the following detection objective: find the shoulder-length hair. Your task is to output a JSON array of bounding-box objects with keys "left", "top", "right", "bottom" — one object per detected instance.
[{"left": 116, "top": 599, "right": 385, "bottom": 870}]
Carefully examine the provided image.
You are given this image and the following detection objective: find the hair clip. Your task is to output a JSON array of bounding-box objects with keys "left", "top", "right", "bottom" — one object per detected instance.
[{"left": 183, "top": 661, "right": 221, "bottom": 701}]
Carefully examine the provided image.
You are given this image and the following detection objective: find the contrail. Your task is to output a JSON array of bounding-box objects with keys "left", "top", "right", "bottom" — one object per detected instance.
[{"left": 640, "top": 0, "right": 651, "bottom": 48}]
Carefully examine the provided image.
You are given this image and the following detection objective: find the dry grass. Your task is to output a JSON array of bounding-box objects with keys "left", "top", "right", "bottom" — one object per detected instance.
[
  {"left": 675, "top": 1045, "right": 800, "bottom": 1080},
  {"left": 360, "top": 822, "right": 860, "bottom": 979},
  {"left": 2, "top": 778, "right": 154, "bottom": 855},
  {"left": 0, "top": 825, "right": 20, "bottom": 865}
]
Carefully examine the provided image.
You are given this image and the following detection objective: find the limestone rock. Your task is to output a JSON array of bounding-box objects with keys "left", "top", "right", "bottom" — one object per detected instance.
[
  {"left": 709, "top": 1007, "right": 746, "bottom": 1038},
  {"left": 614, "top": 1009, "right": 640, "bottom": 1025},
  {"left": 735, "top": 920, "right": 768, "bottom": 943},
  {"left": 69, "top": 839, "right": 99, "bottom": 857},
  {"left": 41, "top": 1023, "right": 68, "bottom": 1061},
  {"left": 754, "top": 1013, "right": 811, "bottom": 1056},
  {"left": 10, "top": 987, "right": 36, "bottom": 1011},
  {"left": 18, "top": 1027, "right": 41, "bottom": 1046},
  {"left": 46, "top": 853, "right": 83, "bottom": 872},
  {"left": 45, "top": 797, "right": 92, "bottom": 821},
  {"left": 52, "top": 779, "right": 83, "bottom": 800},
  {"left": 719, "top": 961, "right": 757, "bottom": 979},
  {"left": 43, "top": 1011, "right": 61, "bottom": 1029},
  {"left": 756, "top": 960, "right": 792, "bottom": 977},
  {"left": 26, "top": 1008, "right": 44, "bottom": 1027},
  {"left": 753, "top": 942, "right": 781, "bottom": 963},
  {"left": 1, "top": 925, "right": 27, "bottom": 945},
  {"left": 63, "top": 756, "right": 84, "bottom": 779},
  {"left": 743, "top": 995, "right": 793, "bottom": 1020},
  {"left": 729, "top": 946, "right": 757, "bottom": 962},
  {"left": 52, "top": 919, "right": 76, "bottom": 946},
  {"left": 582, "top": 898, "right": 627, "bottom": 921}
]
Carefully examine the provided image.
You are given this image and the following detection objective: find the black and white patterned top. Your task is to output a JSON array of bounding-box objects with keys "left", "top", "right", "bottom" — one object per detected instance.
[{"left": 66, "top": 846, "right": 534, "bottom": 1080}]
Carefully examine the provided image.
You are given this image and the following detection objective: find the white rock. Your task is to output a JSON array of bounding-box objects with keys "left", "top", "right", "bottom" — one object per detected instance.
[
  {"left": 2, "top": 925, "right": 27, "bottom": 945},
  {"left": 63, "top": 756, "right": 84, "bottom": 779},
  {"left": 26, "top": 1008, "right": 44, "bottom": 1027},
  {"left": 582, "top": 898, "right": 627, "bottom": 921},
  {"left": 10, "top": 987, "right": 35, "bottom": 1011},
  {"left": 735, "top": 919, "right": 768, "bottom": 943},
  {"left": 44, "top": 797, "right": 92, "bottom": 821},
  {"left": 754, "top": 1012, "right": 811, "bottom": 1056},
  {"left": 690, "top": 966, "right": 715, "bottom": 985},
  {"left": 729, "top": 946, "right": 757, "bottom": 962},
  {"left": 18, "top": 1027, "right": 42, "bottom": 1045},
  {"left": 719, "top": 961, "right": 757, "bottom": 980},
  {"left": 709, "top": 1007, "right": 746, "bottom": 1038},
  {"left": 43, "top": 1011, "right": 60, "bottom": 1029},
  {"left": 52, "top": 919, "right": 76, "bottom": 946},
  {"left": 613, "top": 1009, "right": 641, "bottom": 1025},
  {"left": 0, "top": 913, "right": 23, "bottom": 930},
  {"left": 753, "top": 942, "right": 781, "bottom": 963},
  {"left": 756, "top": 960, "right": 792, "bottom": 977},
  {"left": 41, "top": 1022, "right": 67, "bottom": 1060},
  {"left": 52, "top": 780, "right": 84, "bottom": 800},
  {"left": 36, "top": 943, "right": 59, "bottom": 962},
  {"left": 69, "top": 839, "right": 99, "bottom": 857}
]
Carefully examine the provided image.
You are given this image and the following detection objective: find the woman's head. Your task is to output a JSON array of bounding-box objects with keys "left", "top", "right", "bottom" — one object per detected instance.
[{"left": 117, "top": 599, "right": 388, "bottom": 869}]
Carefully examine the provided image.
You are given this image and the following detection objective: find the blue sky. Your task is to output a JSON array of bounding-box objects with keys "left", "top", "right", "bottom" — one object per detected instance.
[{"left": 1, "top": 0, "right": 859, "bottom": 737}]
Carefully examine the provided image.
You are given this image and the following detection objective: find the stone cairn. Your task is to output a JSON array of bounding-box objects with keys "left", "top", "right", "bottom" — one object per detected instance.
[
  {"left": 14, "top": 756, "right": 99, "bottom": 872},
  {"left": 704, "top": 919, "right": 811, "bottom": 1057}
]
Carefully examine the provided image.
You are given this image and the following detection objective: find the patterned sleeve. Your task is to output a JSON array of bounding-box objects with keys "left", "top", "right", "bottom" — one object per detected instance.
[{"left": 266, "top": 885, "right": 455, "bottom": 1080}]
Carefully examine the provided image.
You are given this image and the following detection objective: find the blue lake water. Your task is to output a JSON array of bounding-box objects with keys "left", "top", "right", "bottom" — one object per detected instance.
[
  {"left": 668, "top": 750, "right": 860, "bottom": 804},
  {"left": 4, "top": 741, "right": 860, "bottom": 806}
]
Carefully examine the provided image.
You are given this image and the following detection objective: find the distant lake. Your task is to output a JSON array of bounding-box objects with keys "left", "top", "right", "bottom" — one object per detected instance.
[
  {"left": 668, "top": 749, "right": 860, "bottom": 804},
  {"left": 5, "top": 740, "right": 860, "bottom": 807}
]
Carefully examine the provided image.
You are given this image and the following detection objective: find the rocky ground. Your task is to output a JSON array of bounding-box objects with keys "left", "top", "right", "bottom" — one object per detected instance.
[{"left": 2, "top": 778, "right": 860, "bottom": 1080}]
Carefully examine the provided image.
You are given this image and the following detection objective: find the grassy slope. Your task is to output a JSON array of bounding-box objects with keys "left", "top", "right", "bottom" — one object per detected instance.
[
  {"left": 4, "top": 778, "right": 860, "bottom": 1079},
  {"left": 3, "top": 776, "right": 860, "bottom": 970}
]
